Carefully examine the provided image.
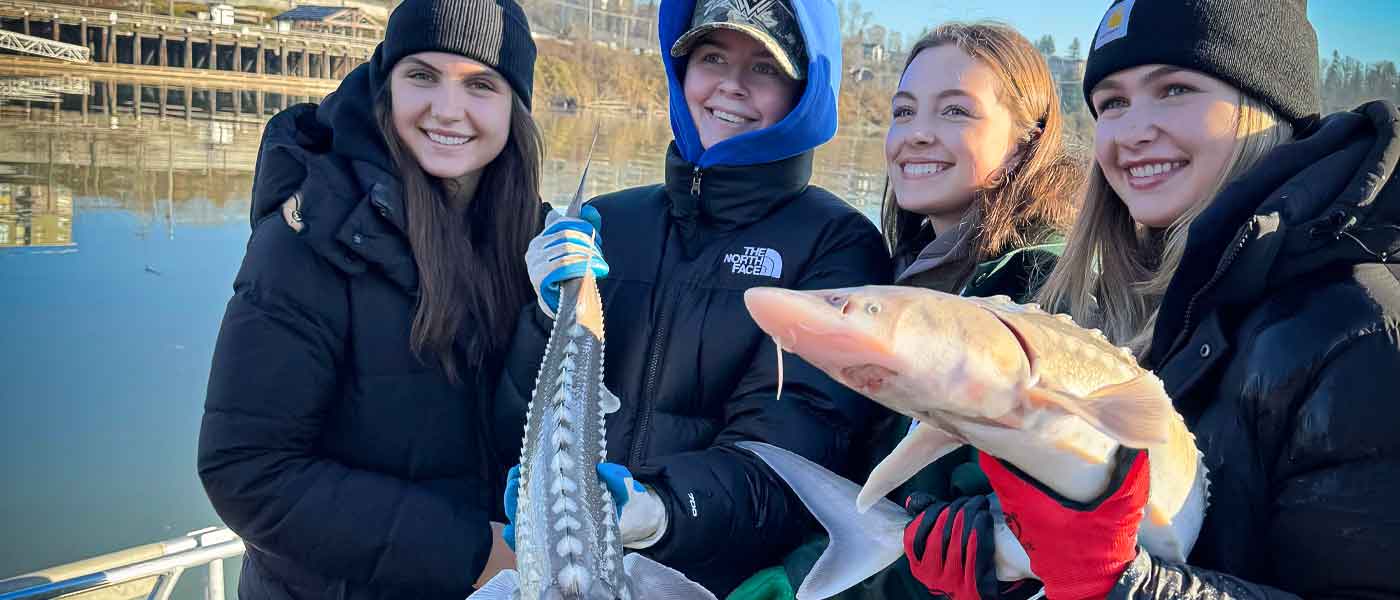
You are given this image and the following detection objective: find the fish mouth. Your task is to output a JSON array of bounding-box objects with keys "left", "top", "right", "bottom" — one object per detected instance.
[
  {"left": 744, "top": 287, "right": 900, "bottom": 377},
  {"left": 839, "top": 364, "right": 901, "bottom": 397}
]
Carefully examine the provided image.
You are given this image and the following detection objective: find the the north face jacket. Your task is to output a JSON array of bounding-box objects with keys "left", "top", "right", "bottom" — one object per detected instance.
[{"left": 493, "top": 0, "right": 892, "bottom": 595}]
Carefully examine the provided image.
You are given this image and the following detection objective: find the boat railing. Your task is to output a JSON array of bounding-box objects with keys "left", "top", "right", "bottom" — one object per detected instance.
[{"left": 0, "top": 526, "right": 244, "bottom": 600}]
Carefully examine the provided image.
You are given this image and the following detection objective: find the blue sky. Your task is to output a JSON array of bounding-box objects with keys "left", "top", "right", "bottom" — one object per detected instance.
[{"left": 860, "top": 0, "right": 1400, "bottom": 65}]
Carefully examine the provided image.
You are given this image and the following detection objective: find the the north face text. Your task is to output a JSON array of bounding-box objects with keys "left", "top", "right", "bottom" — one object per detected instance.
[{"left": 723, "top": 246, "right": 783, "bottom": 278}]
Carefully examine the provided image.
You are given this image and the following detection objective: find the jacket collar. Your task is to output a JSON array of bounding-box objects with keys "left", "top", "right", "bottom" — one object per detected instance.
[
  {"left": 894, "top": 217, "right": 977, "bottom": 292},
  {"left": 1147, "top": 100, "right": 1400, "bottom": 367},
  {"left": 249, "top": 91, "right": 422, "bottom": 294},
  {"left": 662, "top": 142, "right": 812, "bottom": 255}
]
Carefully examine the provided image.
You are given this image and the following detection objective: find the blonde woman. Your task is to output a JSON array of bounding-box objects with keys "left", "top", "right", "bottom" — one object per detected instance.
[{"left": 958, "top": 1, "right": 1400, "bottom": 599}]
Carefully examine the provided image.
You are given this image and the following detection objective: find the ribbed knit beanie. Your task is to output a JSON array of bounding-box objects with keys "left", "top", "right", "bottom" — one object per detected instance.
[
  {"left": 1083, "top": 0, "right": 1320, "bottom": 126},
  {"left": 370, "top": 0, "right": 537, "bottom": 108}
]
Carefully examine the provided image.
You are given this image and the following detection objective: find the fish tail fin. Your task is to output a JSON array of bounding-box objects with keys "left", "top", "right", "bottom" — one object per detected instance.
[
  {"left": 468, "top": 569, "right": 520, "bottom": 600},
  {"left": 737, "top": 441, "right": 908, "bottom": 599},
  {"left": 622, "top": 553, "right": 717, "bottom": 600}
]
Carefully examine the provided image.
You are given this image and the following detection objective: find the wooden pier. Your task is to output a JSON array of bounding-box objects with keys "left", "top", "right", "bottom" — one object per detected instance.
[{"left": 0, "top": 0, "right": 376, "bottom": 85}]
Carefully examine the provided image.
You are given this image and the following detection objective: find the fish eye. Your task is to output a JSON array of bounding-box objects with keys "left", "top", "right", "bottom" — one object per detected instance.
[{"left": 866, "top": 303, "right": 881, "bottom": 315}]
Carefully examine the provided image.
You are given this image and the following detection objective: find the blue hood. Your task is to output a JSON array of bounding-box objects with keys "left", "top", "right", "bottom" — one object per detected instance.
[{"left": 660, "top": 0, "right": 842, "bottom": 168}]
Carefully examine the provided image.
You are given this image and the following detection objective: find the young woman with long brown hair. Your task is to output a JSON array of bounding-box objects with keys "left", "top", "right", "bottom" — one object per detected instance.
[
  {"left": 912, "top": 1, "right": 1400, "bottom": 599},
  {"left": 881, "top": 22, "right": 1079, "bottom": 302},
  {"left": 197, "top": 0, "right": 542, "bottom": 597},
  {"left": 876, "top": 21, "right": 1082, "bottom": 600}
]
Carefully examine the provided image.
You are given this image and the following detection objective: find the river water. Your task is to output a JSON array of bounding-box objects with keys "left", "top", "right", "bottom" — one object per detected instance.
[{"left": 0, "top": 74, "right": 886, "bottom": 596}]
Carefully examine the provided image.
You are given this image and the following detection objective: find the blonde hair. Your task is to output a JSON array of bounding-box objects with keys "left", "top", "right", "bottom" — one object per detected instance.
[
  {"left": 881, "top": 21, "right": 1081, "bottom": 262},
  {"left": 1036, "top": 94, "right": 1294, "bottom": 356}
]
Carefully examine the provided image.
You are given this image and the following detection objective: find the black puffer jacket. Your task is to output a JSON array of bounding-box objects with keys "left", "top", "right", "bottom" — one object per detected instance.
[
  {"left": 198, "top": 65, "right": 520, "bottom": 600},
  {"left": 1110, "top": 102, "right": 1400, "bottom": 598},
  {"left": 495, "top": 144, "right": 892, "bottom": 596}
]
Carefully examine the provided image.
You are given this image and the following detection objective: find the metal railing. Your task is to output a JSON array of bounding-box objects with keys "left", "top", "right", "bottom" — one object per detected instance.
[{"left": 0, "top": 527, "right": 245, "bottom": 600}]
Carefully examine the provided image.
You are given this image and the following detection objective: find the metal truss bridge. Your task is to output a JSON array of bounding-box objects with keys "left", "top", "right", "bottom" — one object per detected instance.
[{"left": 0, "top": 29, "right": 90, "bottom": 63}]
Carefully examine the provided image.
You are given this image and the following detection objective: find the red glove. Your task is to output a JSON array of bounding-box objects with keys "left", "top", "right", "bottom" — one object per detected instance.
[
  {"left": 979, "top": 448, "right": 1149, "bottom": 600},
  {"left": 903, "top": 494, "right": 1002, "bottom": 599}
]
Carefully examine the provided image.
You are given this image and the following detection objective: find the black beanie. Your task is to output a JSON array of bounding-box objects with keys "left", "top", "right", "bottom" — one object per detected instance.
[
  {"left": 1083, "top": 0, "right": 1320, "bottom": 126},
  {"left": 370, "top": 0, "right": 537, "bottom": 109}
]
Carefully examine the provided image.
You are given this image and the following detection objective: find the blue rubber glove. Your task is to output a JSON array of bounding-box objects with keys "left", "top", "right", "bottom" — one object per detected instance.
[
  {"left": 595, "top": 462, "right": 644, "bottom": 518},
  {"left": 525, "top": 205, "right": 609, "bottom": 319},
  {"left": 502, "top": 464, "right": 521, "bottom": 551},
  {"left": 501, "top": 462, "right": 668, "bottom": 551},
  {"left": 596, "top": 462, "right": 669, "bottom": 548}
]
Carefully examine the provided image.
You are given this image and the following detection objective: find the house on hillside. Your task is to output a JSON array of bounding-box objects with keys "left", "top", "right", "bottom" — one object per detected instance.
[
  {"left": 207, "top": 4, "right": 236, "bottom": 25},
  {"left": 272, "top": 5, "right": 385, "bottom": 39}
]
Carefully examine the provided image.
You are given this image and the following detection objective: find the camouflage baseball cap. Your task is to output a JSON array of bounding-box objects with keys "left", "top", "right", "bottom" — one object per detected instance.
[{"left": 670, "top": 0, "right": 807, "bottom": 80}]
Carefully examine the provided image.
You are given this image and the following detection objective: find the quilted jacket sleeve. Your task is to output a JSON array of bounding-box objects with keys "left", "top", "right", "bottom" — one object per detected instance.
[{"left": 197, "top": 219, "right": 493, "bottom": 595}]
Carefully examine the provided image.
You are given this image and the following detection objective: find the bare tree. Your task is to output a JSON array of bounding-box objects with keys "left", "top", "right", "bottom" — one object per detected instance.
[{"left": 839, "top": 0, "right": 872, "bottom": 39}]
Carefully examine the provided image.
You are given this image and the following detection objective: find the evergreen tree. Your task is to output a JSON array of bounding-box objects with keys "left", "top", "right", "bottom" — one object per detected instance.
[
  {"left": 1344, "top": 56, "right": 1365, "bottom": 108},
  {"left": 1366, "top": 61, "right": 1398, "bottom": 105},
  {"left": 1323, "top": 50, "right": 1344, "bottom": 111}
]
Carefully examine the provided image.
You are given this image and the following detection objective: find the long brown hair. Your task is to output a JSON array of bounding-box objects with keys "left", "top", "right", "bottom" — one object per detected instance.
[
  {"left": 1036, "top": 94, "right": 1293, "bottom": 355},
  {"left": 880, "top": 22, "right": 1080, "bottom": 263},
  {"left": 375, "top": 87, "right": 543, "bottom": 384}
]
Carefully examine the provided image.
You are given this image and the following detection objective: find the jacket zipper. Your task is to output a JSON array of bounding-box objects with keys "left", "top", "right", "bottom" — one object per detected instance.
[
  {"left": 1164, "top": 220, "right": 1256, "bottom": 361},
  {"left": 630, "top": 170, "right": 702, "bottom": 466},
  {"left": 631, "top": 296, "right": 669, "bottom": 466},
  {"left": 690, "top": 167, "right": 703, "bottom": 197}
]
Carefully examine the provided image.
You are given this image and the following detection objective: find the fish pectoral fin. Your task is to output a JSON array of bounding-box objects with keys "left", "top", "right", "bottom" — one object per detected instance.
[
  {"left": 622, "top": 553, "right": 718, "bottom": 600},
  {"left": 467, "top": 569, "right": 519, "bottom": 600},
  {"left": 858, "top": 423, "right": 962, "bottom": 512},
  {"left": 1030, "top": 373, "right": 1172, "bottom": 448}
]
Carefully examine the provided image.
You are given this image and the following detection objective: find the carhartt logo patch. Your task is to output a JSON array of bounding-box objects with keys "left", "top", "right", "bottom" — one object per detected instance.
[
  {"left": 1094, "top": 0, "right": 1136, "bottom": 50},
  {"left": 722, "top": 246, "right": 783, "bottom": 278}
]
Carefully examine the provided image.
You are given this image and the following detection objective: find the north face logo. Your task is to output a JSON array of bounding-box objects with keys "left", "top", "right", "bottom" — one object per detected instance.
[{"left": 722, "top": 246, "right": 783, "bottom": 278}]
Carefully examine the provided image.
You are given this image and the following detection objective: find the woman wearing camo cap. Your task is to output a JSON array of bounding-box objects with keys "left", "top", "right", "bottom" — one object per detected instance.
[{"left": 498, "top": 0, "right": 892, "bottom": 595}]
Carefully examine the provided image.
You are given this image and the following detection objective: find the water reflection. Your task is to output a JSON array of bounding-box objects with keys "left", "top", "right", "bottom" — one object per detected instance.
[
  {"left": 0, "top": 73, "right": 887, "bottom": 596},
  {"left": 0, "top": 73, "right": 889, "bottom": 229},
  {"left": 0, "top": 181, "right": 73, "bottom": 248}
]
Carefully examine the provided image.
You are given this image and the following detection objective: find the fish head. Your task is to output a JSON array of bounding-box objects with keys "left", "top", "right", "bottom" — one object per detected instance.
[{"left": 744, "top": 286, "right": 1032, "bottom": 422}]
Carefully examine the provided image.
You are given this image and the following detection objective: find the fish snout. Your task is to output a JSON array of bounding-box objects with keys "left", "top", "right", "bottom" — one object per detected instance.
[
  {"left": 744, "top": 287, "right": 896, "bottom": 370},
  {"left": 744, "top": 287, "right": 819, "bottom": 346}
]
